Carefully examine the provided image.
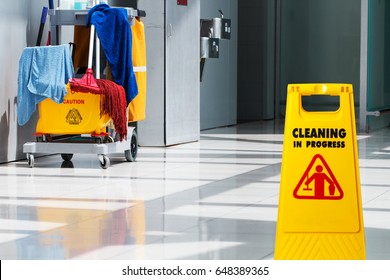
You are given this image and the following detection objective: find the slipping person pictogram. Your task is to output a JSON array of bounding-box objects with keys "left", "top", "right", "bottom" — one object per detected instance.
[
  {"left": 293, "top": 154, "right": 343, "bottom": 200},
  {"left": 304, "top": 165, "right": 336, "bottom": 199}
]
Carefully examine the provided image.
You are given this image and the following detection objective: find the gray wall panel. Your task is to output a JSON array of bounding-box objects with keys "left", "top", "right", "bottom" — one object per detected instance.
[
  {"left": 279, "top": 0, "right": 360, "bottom": 115},
  {"left": 237, "top": 0, "right": 276, "bottom": 122},
  {"left": 137, "top": 0, "right": 200, "bottom": 146},
  {"left": 365, "top": 0, "right": 390, "bottom": 131},
  {"left": 136, "top": 0, "right": 166, "bottom": 146},
  {"left": 200, "top": 0, "right": 238, "bottom": 130},
  {"left": 0, "top": 0, "right": 44, "bottom": 163},
  {"left": 166, "top": 0, "right": 200, "bottom": 145}
]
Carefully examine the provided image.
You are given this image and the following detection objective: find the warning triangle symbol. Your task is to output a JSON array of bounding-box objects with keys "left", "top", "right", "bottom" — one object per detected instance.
[{"left": 293, "top": 154, "right": 344, "bottom": 200}]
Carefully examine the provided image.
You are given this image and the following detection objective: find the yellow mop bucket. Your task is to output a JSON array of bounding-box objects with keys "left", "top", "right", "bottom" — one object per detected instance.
[{"left": 35, "top": 84, "right": 110, "bottom": 135}]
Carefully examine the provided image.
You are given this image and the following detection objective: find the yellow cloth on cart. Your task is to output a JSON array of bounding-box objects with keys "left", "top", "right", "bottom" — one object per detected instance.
[{"left": 128, "top": 17, "right": 147, "bottom": 122}]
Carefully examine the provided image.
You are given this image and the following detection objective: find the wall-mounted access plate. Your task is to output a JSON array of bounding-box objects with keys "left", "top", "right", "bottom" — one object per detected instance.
[{"left": 177, "top": 0, "right": 188, "bottom": 6}]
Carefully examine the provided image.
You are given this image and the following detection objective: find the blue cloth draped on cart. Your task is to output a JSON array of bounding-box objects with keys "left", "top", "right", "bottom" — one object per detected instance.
[
  {"left": 17, "top": 44, "right": 74, "bottom": 125},
  {"left": 87, "top": 4, "right": 138, "bottom": 105}
]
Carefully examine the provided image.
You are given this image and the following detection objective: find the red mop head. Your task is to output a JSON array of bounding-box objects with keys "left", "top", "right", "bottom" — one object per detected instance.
[
  {"left": 96, "top": 79, "right": 128, "bottom": 141},
  {"left": 69, "top": 68, "right": 101, "bottom": 94},
  {"left": 96, "top": 79, "right": 127, "bottom": 141}
]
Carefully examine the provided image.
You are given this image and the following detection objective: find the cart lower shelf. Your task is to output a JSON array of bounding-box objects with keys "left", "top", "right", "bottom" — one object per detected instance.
[{"left": 23, "top": 127, "right": 138, "bottom": 169}]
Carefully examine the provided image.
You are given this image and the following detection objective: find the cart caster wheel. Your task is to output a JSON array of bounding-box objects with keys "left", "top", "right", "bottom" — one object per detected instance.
[
  {"left": 61, "top": 154, "right": 73, "bottom": 161},
  {"left": 99, "top": 155, "right": 110, "bottom": 169},
  {"left": 61, "top": 161, "right": 74, "bottom": 168},
  {"left": 36, "top": 135, "right": 48, "bottom": 142},
  {"left": 125, "top": 129, "right": 138, "bottom": 162},
  {"left": 27, "top": 153, "right": 34, "bottom": 168},
  {"left": 104, "top": 136, "right": 115, "bottom": 143}
]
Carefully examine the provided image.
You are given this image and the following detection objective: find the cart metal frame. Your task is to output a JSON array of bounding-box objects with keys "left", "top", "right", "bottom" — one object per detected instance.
[{"left": 23, "top": 128, "right": 137, "bottom": 169}]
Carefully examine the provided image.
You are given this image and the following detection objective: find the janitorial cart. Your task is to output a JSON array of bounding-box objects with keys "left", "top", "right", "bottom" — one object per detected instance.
[{"left": 20, "top": 2, "right": 146, "bottom": 169}]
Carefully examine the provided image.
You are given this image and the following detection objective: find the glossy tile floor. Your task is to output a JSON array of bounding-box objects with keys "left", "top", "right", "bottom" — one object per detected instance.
[{"left": 0, "top": 120, "right": 389, "bottom": 260}]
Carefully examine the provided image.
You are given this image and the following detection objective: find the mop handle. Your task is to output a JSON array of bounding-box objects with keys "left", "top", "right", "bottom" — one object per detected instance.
[
  {"left": 87, "top": 24, "right": 95, "bottom": 69},
  {"left": 96, "top": 36, "right": 100, "bottom": 79},
  {"left": 89, "top": 0, "right": 100, "bottom": 78}
]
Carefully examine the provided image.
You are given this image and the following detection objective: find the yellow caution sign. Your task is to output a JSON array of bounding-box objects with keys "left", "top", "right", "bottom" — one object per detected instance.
[{"left": 274, "top": 84, "right": 365, "bottom": 260}]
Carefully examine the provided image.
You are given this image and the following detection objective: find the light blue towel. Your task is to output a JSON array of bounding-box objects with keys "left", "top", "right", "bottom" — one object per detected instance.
[{"left": 17, "top": 44, "right": 74, "bottom": 126}]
